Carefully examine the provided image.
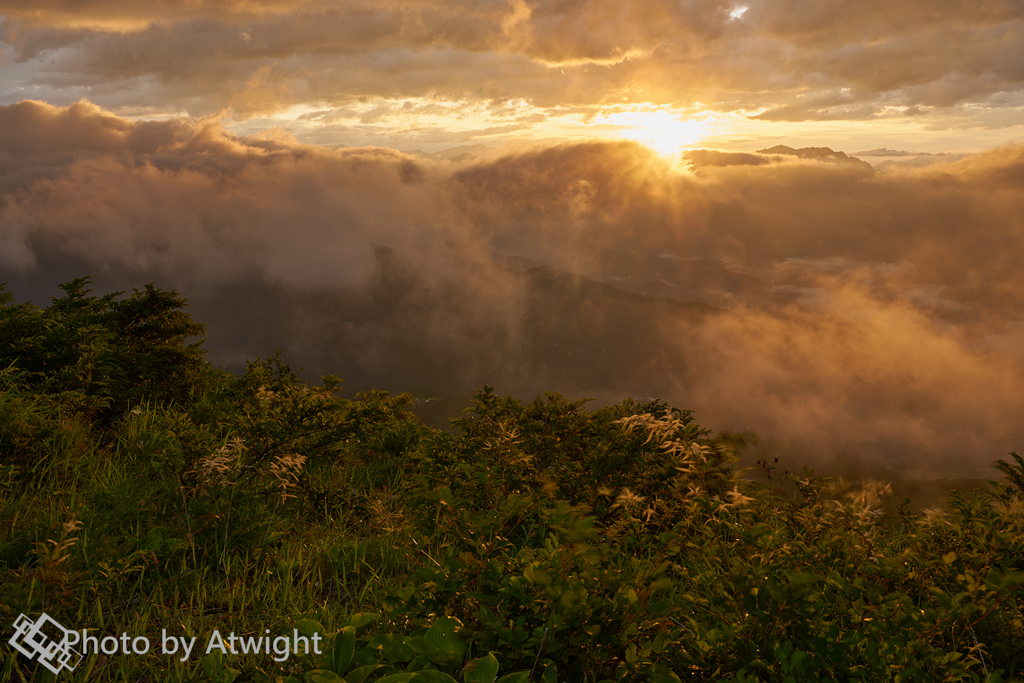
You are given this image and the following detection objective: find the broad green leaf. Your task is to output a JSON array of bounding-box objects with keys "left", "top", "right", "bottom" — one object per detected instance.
[
  {"left": 495, "top": 672, "right": 530, "bottom": 683},
  {"left": 202, "top": 651, "right": 238, "bottom": 683},
  {"left": 331, "top": 627, "right": 356, "bottom": 674},
  {"left": 202, "top": 651, "right": 223, "bottom": 679},
  {"left": 344, "top": 664, "right": 393, "bottom": 683},
  {"left": 647, "top": 672, "right": 682, "bottom": 683},
  {"left": 377, "top": 674, "right": 420, "bottom": 683},
  {"left": 345, "top": 613, "right": 381, "bottom": 631},
  {"left": 462, "top": 653, "right": 499, "bottom": 683},
  {"left": 407, "top": 654, "right": 437, "bottom": 671},
  {"left": 296, "top": 618, "right": 326, "bottom": 639},
  {"left": 416, "top": 671, "right": 459, "bottom": 683},
  {"left": 425, "top": 617, "right": 466, "bottom": 656},
  {"left": 427, "top": 650, "right": 463, "bottom": 671},
  {"left": 409, "top": 636, "right": 443, "bottom": 655},
  {"left": 368, "top": 634, "right": 415, "bottom": 663},
  {"left": 307, "top": 670, "right": 346, "bottom": 683}
]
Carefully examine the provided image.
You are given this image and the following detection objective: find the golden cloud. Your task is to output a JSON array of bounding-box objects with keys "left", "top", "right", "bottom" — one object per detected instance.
[{"left": 2, "top": 101, "right": 1022, "bottom": 477}]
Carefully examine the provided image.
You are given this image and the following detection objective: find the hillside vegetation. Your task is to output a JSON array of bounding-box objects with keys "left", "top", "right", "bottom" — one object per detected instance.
[{"left": 1, "top": 279, "right": 1023, "bottom": 682}]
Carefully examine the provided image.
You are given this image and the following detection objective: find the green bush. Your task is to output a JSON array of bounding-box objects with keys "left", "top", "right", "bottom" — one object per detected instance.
[{"left": 1, "top": 279, "right": 1022, "bottom": 682}]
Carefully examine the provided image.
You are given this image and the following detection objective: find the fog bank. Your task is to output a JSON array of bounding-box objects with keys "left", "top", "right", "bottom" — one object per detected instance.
[{"left": 3, "top": 101, "right": 1022, "bottom": 478}]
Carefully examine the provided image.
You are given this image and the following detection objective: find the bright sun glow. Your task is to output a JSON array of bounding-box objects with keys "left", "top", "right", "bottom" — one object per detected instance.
[{"left": 604, "top": 110, "right": 710, "bottom": 156}]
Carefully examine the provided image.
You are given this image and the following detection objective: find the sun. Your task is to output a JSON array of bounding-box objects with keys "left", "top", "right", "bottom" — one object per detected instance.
[{"left": 605, "top": 110, "right": 709, "bottom": 157}]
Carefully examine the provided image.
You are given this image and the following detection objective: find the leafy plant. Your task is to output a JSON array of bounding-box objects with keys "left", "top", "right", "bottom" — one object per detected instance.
[{"left": 1, "top": 278, "right": 1022, "bottom": 682}]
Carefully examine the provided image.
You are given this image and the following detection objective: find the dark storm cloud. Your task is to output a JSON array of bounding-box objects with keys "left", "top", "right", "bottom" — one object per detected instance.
[{"left": 1, "top": 101, "right": 1022, "bottom": 478}]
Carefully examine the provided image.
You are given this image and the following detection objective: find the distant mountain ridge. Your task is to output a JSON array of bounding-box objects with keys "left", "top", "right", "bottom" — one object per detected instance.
[{"left": 756, "top": 145, "right": 874, "bottom": 170}]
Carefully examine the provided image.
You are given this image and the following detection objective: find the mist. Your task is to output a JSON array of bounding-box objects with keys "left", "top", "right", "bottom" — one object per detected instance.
[{"left": 2, "top": 100, "right": 1022, "bottom": 479}]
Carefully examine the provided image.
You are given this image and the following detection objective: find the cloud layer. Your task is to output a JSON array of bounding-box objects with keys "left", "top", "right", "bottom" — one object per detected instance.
[
  {"left": 3, "top": 0, "right": 1023, "bottom": 140},
  {"left": 2, "top": 101, "right": 1023, "bottom": 479}
]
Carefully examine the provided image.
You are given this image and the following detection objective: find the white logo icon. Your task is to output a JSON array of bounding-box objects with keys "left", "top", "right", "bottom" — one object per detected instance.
[{"left": 8, "top": 613, "right": 83, "bottom": 674}]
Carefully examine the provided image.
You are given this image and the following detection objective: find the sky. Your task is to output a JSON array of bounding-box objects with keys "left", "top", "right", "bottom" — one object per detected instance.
[
  {"left": 1, "top": 1, "right": 1024, "bottom": 479},
  {"left": 2, "top": 0, "right": 1023, "bottom": 154}
]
